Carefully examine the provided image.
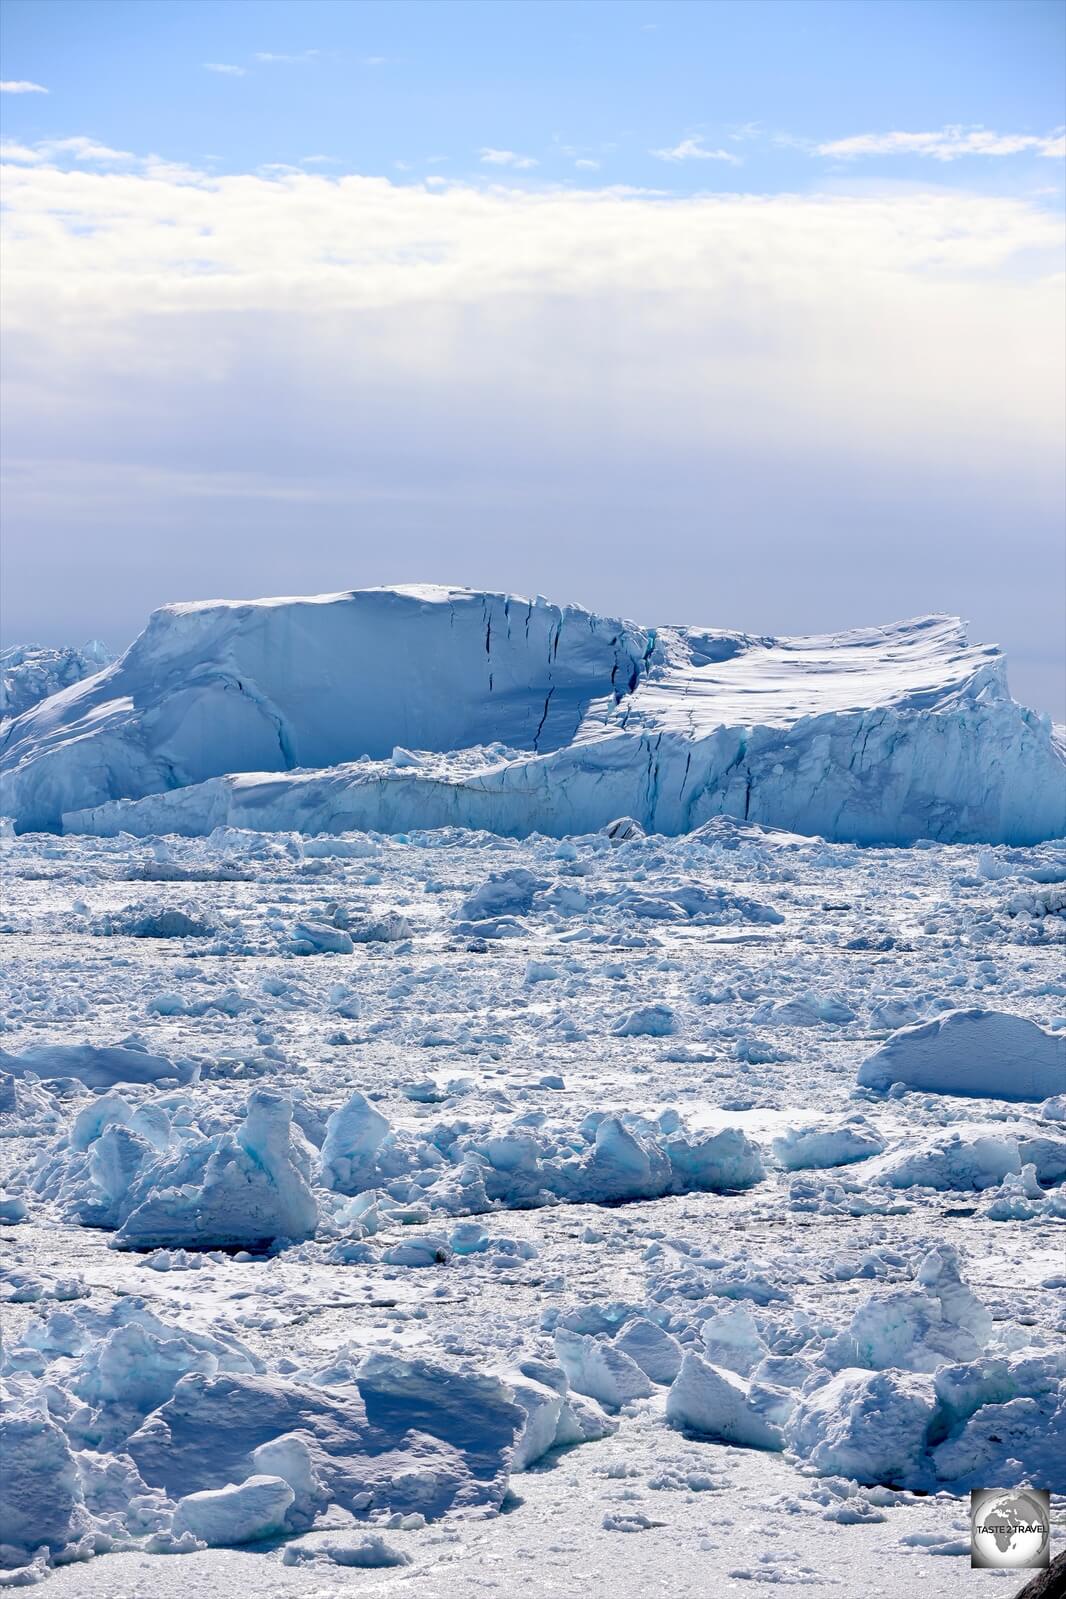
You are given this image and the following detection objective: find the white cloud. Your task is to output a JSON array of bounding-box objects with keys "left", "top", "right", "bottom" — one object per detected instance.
[
  {"left": 819, "top": 126, "right": 1066, "bottom": 161},
  {"left": 254, "top": 50, "right": 319, "bottom": 65},
  {"left": 3, "top": 155, "right": 1058, "bottom": 366},
  {"left": 0, "top": 135, "right": 135, "bottom": 165},
  {"left": 0, "top": 141, "right": 43, "bottom": 163},
  {"left": 141, "top": 156, "right": 207, "bottom": 184},
  {"left": 479, "top": 148, "right": 538, "bottom": 169},
  {"left": 204, "top": 62, "right": 246, "bottom": 77},
  {"left": 0, "top": 80, "right": 48, "bottom": 94},
  {"left": 651, "top": 137, "right": 741, "bottom": 165},
  {"left": 0, "top": 156, "right": 1059, "bottom": 567},
  {"left": 51, "top": 136, "right": 134, "bottom": 162},
  {"left": 574, "top": 158, "right": 600, "bottom": 171}
]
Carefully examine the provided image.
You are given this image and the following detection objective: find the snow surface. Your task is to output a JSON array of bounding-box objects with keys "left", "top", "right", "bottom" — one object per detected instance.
[
  {"left": 1, "top": 812, "right": 1065, "bottom": 1594},
  {"left": 2, "top": 590, "right": 1063, "bottom": 843}
]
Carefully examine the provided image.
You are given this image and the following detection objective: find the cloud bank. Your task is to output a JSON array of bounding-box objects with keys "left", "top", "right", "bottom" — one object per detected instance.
[{"left": 1, "top": 151, "right": 1063, "bottom": 710}]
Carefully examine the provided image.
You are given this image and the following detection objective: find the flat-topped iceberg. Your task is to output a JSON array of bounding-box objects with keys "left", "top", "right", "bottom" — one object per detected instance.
[{"left": 2, "top": 587, "right": 1063, "bottom": 843}]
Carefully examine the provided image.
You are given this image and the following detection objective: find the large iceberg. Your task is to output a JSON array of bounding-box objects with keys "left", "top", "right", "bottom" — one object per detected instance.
[{"left": 2, "top": 587, "right": 1063, "bottom": 843}]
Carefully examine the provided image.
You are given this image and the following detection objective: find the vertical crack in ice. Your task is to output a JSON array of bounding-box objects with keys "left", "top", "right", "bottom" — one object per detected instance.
[
  {"left": 533, "top": 687, "right": 556, "bottom": 752},
  {"left": 220, "top": 675, "right": 296, "bottom": 770}
]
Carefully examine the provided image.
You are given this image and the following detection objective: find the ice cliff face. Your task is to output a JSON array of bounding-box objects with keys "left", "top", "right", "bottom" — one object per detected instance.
[
  {"left": 0, "top": 587, "right": 648, "bottom": 834},
  {"left": 1, "top": 588, "right": 1062, "bottom": 844}
]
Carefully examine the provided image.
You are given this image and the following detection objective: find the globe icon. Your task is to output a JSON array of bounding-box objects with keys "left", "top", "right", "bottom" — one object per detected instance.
[{"left": 971, "top": 1490, "right": 1051, "bottom": 1569}]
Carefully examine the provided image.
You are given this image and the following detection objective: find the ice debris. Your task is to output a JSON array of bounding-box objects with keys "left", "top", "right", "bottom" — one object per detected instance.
[{"left": 1, "top": 1297, "right": 616, "bottom": 1577}]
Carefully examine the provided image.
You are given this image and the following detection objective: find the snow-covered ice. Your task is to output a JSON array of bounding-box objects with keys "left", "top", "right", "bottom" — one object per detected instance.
[{"left": 1, "top": 590, "right": 1064, "bottom": 1596}]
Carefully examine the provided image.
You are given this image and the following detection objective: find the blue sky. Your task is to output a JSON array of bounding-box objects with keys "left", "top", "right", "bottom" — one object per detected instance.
[
  {"left": 3, "top": 0, "right": 1064, "bottom": 195},
  {"left": 1, "top": 1, "right": 1064, "bottom": 713}
]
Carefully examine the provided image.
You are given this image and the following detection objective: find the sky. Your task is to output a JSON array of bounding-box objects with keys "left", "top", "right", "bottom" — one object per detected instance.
[{"left": 1, "top": 0, "right": 1064, "bottom": 713}]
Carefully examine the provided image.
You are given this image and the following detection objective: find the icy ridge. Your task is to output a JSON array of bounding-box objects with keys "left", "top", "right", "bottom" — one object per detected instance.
[
  {"left": 1, "top": 589, "right": 1062, "bottom": 843},
  {"left": 0, "top": 641, "right": 112, "bottom": 725}
]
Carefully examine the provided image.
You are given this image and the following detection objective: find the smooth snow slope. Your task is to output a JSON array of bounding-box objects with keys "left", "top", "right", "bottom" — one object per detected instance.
[{"left": 1, "top": 589, "right": 1062, "bottom": 843}]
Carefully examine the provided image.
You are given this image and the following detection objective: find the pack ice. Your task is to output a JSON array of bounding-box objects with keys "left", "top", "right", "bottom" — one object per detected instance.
[{"left": 2, "top": 587, "right": 1062, "bottom": 843}]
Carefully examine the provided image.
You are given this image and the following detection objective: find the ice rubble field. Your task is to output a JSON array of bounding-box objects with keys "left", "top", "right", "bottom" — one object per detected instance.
[{"left": 2, "top": 815, "right": 1065, "bottom": 1597}]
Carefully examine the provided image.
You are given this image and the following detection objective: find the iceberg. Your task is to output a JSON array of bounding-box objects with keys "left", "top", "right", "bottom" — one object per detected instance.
[
  {"left": 0, "top": 1042, "right": 196, "bottom": 1091},
  {"left": 1, "top": 586, "right": 646, "bottom": 833},
  {"left": 553, "top": 1329, "right": 655, "bottom": 1408},
  {"left": 312, "top": 1099, "right": 765, "bottom": 1212},
  {"left": 125, "top": 1356, "right": 523, "bottom": 1518},
  {"left": 0, "top": 1292, "right": 623, "bottom": 1576},
  {"left": 858, "top": 1008, "right": 1065, "bottom": 1101},
  {"left": 0, "top": 1409, "right": 93, "bottom": 1566},
  {"left": 1, "top": 588, "right": 1061, "bottom": 844},
  {"left": 665, "top": 1352, "right": 787, "bottom": 1450},
  {"left": 172, "top": 1475, "right": 295, "bottom": 1547},
  {"left": 107, "top": 1090, "right": 319, "bottom": 1251},
  {"left": 785, "top": 1369, "right": 937, "bottom": 1487}
]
